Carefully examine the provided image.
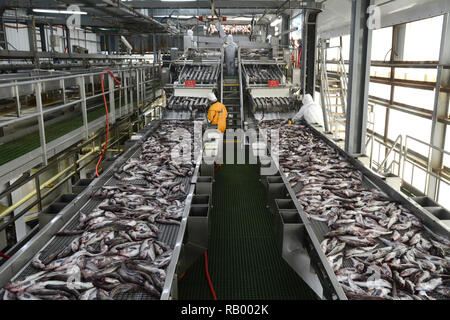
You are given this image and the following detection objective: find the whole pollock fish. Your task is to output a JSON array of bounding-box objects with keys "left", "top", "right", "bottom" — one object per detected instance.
[
  {"left": 2, "top": 122, "right": 197, "bottom": 300},
  {"left": 259, "top": 120, "right": 450, "bottom": 300}
]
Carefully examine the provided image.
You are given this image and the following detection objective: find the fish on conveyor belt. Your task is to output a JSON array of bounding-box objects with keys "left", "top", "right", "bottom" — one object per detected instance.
[
  {"left": 259, "top": 119, "right": 450, "bottom": 300},
  {"left": 2, "top": 121, "right": 196, "bottom": 300}
]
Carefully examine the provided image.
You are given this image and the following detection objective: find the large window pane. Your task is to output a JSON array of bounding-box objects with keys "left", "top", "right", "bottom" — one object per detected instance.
[
  {"left": 388, "top": 110, "right": 431, "bottom": 156},
  {"left": 371, "top": 27, "right": 393, "bottom": 61},
  {"left": 403, "top": 16, "right": 443, "bottom": 61},
  {"left": 393, "top": 86, "right": 435, "bottom": 111},
  {"left": 370, "top": 67, "right": 391, "bottom": 78},
  {"left": 438, "top": 181, "right": 450, "bottom": 210},
  {"left": 371, "top": 104, "right": 386, "bottom": 136},
  {"left": 444, "top": 125, "right": 450, "bottom": 168},
  {"left": 341, "top": 35, "right": 350, "bottom": 61},
  {"left": 394, "top": 68, "right": 437, "bottom": 82},
  {"left": 369, "top": 82, "right": 391, "bottom": 99}
]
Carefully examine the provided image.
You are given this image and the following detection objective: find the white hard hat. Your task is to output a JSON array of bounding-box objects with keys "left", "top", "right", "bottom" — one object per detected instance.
[
  {"left": 207, "top": 92, "right": 217, "bottom": 102},
  {"left": 226, "top": 34, "right": 233, "bottom": 42}
]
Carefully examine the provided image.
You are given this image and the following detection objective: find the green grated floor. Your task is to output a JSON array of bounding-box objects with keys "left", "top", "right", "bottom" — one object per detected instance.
[
  {"left": 178, "top": 146, "right": 318, "bottom": 300},
  {"left": 0, "top": 107, "right": 106, "bottom": 167}
]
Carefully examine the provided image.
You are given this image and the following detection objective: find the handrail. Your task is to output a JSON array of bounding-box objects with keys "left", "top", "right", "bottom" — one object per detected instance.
[
  {"left": 403, "top": 135, "right": 450, "bottom": 199},
  {"left": 375, "top": 134, "right": 403, "bottom": 175},
  {"left": 0, "top": 65, "right": 156, "bottom": 89}
]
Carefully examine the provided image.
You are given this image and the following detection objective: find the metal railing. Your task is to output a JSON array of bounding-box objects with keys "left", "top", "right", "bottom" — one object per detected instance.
[
  {"left": 0, "top": 116, "right": 134, "bottom": 260},
  {"left": 365, "top": 131, "right": 450, "bottom": 207},
  {"left": 0, "top": 65, "right": 159, "bottom": 172},
  {"left": 402, "top": 135, "right": 450, "bottom": 203},
  {"left": 371, "top": 134, "right": 403, "bottom": 177}
]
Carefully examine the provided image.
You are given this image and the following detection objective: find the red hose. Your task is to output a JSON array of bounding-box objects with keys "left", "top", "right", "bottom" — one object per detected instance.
[
  {"left": 95, "top": 69, "right": 121, "bottom": 177},
  {"left": 204, "top": 251, "right": 217, "bottom": 300},
  {"left": 4, "top": 24, "right": 28, "bottom": 29},
  {"left": 0, "top": 252, "right": 10, "bottom": 259}
]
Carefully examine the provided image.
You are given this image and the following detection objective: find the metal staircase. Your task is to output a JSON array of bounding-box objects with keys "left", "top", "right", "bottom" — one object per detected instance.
[
  {"left": 223, "top": 77, "right": 242, "bottom": 130},
  {"left": 222, "top": 52, "right": 244, "bottom": 131},
  {"left": 318, "top": 40, "right": 348, "bottom": 141}
]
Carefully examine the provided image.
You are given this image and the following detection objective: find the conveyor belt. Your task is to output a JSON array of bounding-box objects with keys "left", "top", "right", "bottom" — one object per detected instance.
[
  {"left": 259, "top": 120, "right": 450, "bottom": 300},
  {"left": 0, "top": 119, "right": 201, "bottom": 300}
]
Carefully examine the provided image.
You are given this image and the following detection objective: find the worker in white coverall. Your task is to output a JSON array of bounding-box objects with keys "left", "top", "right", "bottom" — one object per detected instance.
[{"left": 223, "top": 35, "right": 238, "bottom": 76}]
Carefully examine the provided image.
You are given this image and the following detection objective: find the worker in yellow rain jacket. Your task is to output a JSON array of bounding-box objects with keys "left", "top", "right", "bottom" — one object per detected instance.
[{"left": 207, "top": 92, "right": 228, "bottom": 133}]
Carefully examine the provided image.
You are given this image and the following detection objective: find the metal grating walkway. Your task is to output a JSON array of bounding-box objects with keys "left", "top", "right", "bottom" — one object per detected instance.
[{"left": 178, "top": 145, "right": 318, "bottom": 300}]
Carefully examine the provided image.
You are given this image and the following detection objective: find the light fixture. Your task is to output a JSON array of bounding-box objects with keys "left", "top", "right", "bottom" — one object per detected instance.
[
  {"left": 33, "top": 9, "right": 87, "bottom": 15},
  {"left": 227, "top": 17, "right": 254, "bottom": 21},
  {"left": 270, "top": 18, "right": 282, "bottom": 27},
  {"left": 160, "top": 0, "right": 196, "bottom": 2},
  {"left": 154, "top": 15, "right": 194, "bottom": 19}
]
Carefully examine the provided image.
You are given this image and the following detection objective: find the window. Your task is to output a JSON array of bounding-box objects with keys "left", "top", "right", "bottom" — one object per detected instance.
[
  {"left": 393, "top": 87, "right": 435, "bottom": 111},
  {"left": 341, "top": 35, "right": 350, "bottom": 61},
  {"left": 444, "top": 125, "right": 450, "bottom": 168},
  {"left": 370, "top": 67, "right": 391, "bottom": 78},
  {"left": 438, "top": 181, "right": 450, "bottom": 210},
  {"left": 369, "top": 82, "right": 391, "bottom": 99},
  {"left": 394, "top": 68, "right": 437, "bottom": 83},
  {"left": 371, "top": 27, "right": 393, "bottom": 61},
  {"left": 371, "top": 104, "right": 386, "bottom": 136},
  {"left": 388, "top": 110, "right": 431, "bottom": 156},
  {"left": 403, "top": 16, "right": 443, "bottom": 61}
]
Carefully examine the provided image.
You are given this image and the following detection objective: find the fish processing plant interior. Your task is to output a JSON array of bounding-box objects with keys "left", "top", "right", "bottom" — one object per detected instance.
[{"left": 0, "top": 0, "right": 449, "bottom": 303}]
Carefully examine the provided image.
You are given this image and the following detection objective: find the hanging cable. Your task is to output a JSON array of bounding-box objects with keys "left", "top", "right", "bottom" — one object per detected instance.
[
  {"left": 204, "top": 251, "right": 217, "bottom": 300},
  {"left": 95, "top": 69, "right": 121, "bottom": 177}
]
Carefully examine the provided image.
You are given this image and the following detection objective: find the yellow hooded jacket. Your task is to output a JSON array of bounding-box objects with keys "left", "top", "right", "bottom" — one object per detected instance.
[{"left": 207, "top": 102, "right": 228, "bottom": 133}]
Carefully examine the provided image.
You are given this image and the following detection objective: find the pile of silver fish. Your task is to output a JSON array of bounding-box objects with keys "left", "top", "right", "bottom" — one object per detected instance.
[
  {"left": 167, "top": 96, "right": 209, "bottom": 112},
  {"left": 178, "top": 65, "right": 219, "bottom": 84},
  {"left": 241, "top": 48, "right": 272, "bottom": 60},
  {"left": 208, "top": 24, "right": 251, "bottom": 35},
  {"left": 1, "top": 121, "right": 196, "bottom": 300},
  {"left": 259, "top": 119, "right": 450, "bottom": 300},
  {"left": 244, "top": 64, "right": 284, "bottom": 84},
  {"left": 251, "top": 96, "right": 292, "bottom": 113}
]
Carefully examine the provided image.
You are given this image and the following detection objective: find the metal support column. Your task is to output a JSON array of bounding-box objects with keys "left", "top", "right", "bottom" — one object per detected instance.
[
  {"left": 35, "top": 82, "right": 47, "bottom": 165},
  {"left": 39, "top": 25, "right": 46, "bottom": 52},
  {"left": 384, "top": 24, "right": 405, "bottom": 160},
  {"left": 78, "top": 77, "right": 89, "bottom": 140},
  {"left": 153, "top": 32, "right": 158, "bottom": 64},
  {"left": 14, "top": 81, "right": 21, "bottom": 118},
  {"left": 345, "top": 0, "right": 374, "bottom": 156},
  {"left": 124, "top": 71, "right": 129, "bottom": 114},
  {"left": 136, "top": 69, "right": 140, "bottom": 109},
  {"left": 108, "top": 72, "right": 116, "bottom": 125},
  {"left": 303, "top": 10, "right": 318, "bottom": 97},
  {"left": 427, "top": 13, "right": 450, "bottom": 199},
  {"left": 60, "top": 79, "right": 67, "bottom": 105},
  {"left": 65, "top": 26, "right": 71, "bottom": 54},
  {"left": 27, "top": 18, "right": 39, "bottom": 68},
  {"left": 282, "top": 13, "right": 290, "bottom": 48}
]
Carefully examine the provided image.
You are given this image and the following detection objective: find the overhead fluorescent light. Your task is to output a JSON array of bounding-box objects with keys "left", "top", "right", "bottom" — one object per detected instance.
[
  {"left": 160, "top": 0, "right": 196, "bottom": 2},
  {"left": 270, "top": 18, "right": 282, "bottom": 27},
  {"left": 154, "top": 15, "right": 194, "bottom": 19},
  {"left": 33, "top": 9, "right": 87, "bottom": 15},
  {"left": 227, "top": 17, "right": 254, "bottom": 21}
]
